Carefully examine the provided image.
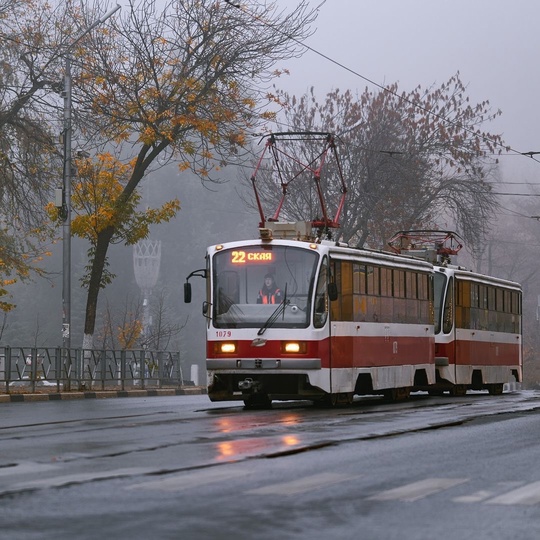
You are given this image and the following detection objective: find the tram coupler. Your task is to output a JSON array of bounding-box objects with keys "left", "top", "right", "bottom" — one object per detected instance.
[{"left": 238, "top": 378, "right": 262, "bottom": 393}]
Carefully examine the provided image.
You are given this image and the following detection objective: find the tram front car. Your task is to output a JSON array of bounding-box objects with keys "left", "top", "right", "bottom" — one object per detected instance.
[
  {"left": 189, "top": 228, "right": 435, "bottom": 407},
  {"left": 202, "top": 237, "right": 329, "bottom": 408}
]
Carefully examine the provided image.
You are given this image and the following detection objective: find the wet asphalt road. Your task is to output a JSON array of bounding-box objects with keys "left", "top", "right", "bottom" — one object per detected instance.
[{"left": 2, "top": 391, "right": 540, "bottom": 540}]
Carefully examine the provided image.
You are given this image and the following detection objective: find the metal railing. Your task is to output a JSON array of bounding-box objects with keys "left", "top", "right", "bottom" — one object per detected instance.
[{"left": 0, "top": 346, "right": 185, "bottom": 393}]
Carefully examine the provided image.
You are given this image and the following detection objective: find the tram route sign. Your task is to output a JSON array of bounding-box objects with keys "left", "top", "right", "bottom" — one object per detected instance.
[{"left": 231, "top": 250, "right": 273, "bottom": 264}]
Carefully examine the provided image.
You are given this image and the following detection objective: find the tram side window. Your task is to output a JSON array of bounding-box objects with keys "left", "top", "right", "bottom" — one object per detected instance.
[
  {"left": 456, "top": 281, "right": 521, "bottom": 333},
  {"left": 417, "top": 273, "right": 431, "bottom": 322},
  {"left": 379, "top": 267, "right": 392, "bottom": 323},
  {"left": 495, "top": 288, "right": 504, "bottom": 330},
  {"left": 455, "top": 280, "right": 470, "bottom": 329},
  {"left": 394, "top": 270, "right": 405, "bottom": 297},
  {"left": 404, "top": 271, "right": 418, "bottom": 323},
  {"left": 406, "top": 271, "right": 417, "bottom": 298},
  {"left": 512, "top": 291, "right": 521, "bottom": 314},
  {"left": 367, "top": 266, "right": 380, "bottom": 322},
  {"left": 488, "top": 287, "right": 496, "bottom": 311},
  {"left": 394, "top": 269, "right": 406, "bottom": 322},
  {"left": 512, "top": 291, "right": 522, "bottom": 333},
  {"left": 469, "top": 283, "right": 479, "bottom": 329},
  {"left": 331, "top": 263, "right": 434, "bottom": 326},
  {"left": 353, "top": 263, "right": 368, "bottom": 322},
  {"left": 329, "top": 260, "right": 354, "bottom": 322},
  {"left": 479, "top": 285, "right": 488, "bottom": 309},
  {"left": 367, "top": 265, "right": 379, "bottom": 295},
  {"left": 353, "top": 264, "right": 364, "bottom": 294},
  {"left": 341, "top": 261, "right": 354, "bottom": 321},
  {"left": 478, "top": 285, "right": 488, "bottom": 330},
  {"left": 488, "top": 286, "right": 497, "bottom": 330},
  {"left": 494, "top": 287, "right": 508, "bottom": 333},
  {"left": 503, "top": 290, "right": 511, "bottom": 332},
  {"left": 380, "top": 267, "right": 391, "bottom": 296}
]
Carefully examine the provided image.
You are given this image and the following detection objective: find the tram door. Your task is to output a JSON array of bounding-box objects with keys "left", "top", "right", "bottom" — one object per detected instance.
[
  {"left": 314, "top": 257, "right": 333, "bottom": 392},
  {"left": 441, "top": 277, "right": 457, "bottom": 379},
  {"left": 327, "top": 258, "right": 354, "bottom": 395}
]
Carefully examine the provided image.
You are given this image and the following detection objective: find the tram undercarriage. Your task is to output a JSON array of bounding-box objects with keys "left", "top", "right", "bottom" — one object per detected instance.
[
  {"left": 207, "top": 365, "right": 437, "bottom": 409},
  {"left": 429, "top": 364, "right": 522, "bottom": 396}
]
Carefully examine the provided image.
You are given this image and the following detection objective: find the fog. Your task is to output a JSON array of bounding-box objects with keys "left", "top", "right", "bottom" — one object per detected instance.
[
  {"left": 281, "top": 1, "right": 540, "bottom": 159},
  {"left": 4, "top": 0, "right": 540, "bottom": 380}
]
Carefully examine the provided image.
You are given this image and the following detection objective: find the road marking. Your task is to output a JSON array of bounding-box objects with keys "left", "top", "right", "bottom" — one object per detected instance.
[
  {"left": 369, "top": 478, "right": 469, "bottom": 502},
  {"left": 453, "top": 482, "right": 524, "bottom": 503},
  {"left": 453, "top": 490, "right": 495, "bottom": 503},
  {"left": 12, "top": 468, "right": 153, "bottom": 492},
  {"left": 0, "top": 462, "right": 58, "bottom": 477},
  {"left": 486, "top": 481, "right": 540, "bottom": 505},
  {"left": 127, "top": 467, "right": 251, "bottom": 492},
  {"left": 247, "top": 472, "right": 355, "bottom": 496}
]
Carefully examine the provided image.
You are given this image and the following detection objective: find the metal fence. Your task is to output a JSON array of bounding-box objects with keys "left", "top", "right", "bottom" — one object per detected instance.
[{"left": 0, "top": 346, "right": 185, "bottom": 393}]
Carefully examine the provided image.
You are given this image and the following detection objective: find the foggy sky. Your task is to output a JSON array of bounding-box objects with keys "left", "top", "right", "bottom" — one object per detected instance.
[{"left": 275, "top": 0, "right": 540, "bottom": 184}]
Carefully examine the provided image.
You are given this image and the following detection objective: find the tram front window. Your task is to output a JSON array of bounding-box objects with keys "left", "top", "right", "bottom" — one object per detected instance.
[{"left": 212, "top": 245, "right": 318, "bottom": 328}]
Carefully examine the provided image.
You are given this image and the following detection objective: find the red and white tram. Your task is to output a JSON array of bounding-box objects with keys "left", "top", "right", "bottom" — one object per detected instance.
[
  {"left": 432, "top": 265, "right": 522, "bottom": 395},
  {"left": 185, "top": 133, "right": 522, "bottom": 406},
  {"left": 388, "top": 230, "right": 523, "bottom": 396},
  {"left": 186, "top": 222, "right": 436, "bottom": 407}
]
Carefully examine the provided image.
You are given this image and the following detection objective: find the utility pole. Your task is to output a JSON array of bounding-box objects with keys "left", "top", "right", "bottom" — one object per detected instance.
[
  {"left": 61, "top": 4, "right": 121, "bottom": 350},
  {"left": 62, "top": 55, "right": 72, "bottom": 349}
]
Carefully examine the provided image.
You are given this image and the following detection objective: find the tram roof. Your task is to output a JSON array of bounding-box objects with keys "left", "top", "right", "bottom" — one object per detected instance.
[
  {"left": 434, "top": 265, "right": 522, "bottom": 290},
  {"left": 208, "top": 237, "right": 434, "bottom": 270}
]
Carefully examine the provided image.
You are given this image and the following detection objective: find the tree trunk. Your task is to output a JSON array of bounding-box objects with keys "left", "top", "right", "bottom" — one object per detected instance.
[{"left": 83, "top": 227, "right": 115, "bottom": 348}]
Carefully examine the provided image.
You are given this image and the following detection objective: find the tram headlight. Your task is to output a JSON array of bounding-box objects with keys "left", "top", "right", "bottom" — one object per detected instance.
[
  {"left": 281, "top": 341, "right": 307, "bottom": 354},
  {"left": 215, "top": 341, "right": 237, "bottom": 354}
]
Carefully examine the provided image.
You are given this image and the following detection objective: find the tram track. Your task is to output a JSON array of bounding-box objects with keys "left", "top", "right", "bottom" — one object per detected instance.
[{"left": 1, "top": 392, "right": 539, "bottom": 499}]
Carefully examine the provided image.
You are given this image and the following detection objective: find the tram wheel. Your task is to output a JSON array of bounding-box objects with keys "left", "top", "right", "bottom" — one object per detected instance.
[
  {"left": 323, "top": 392, "right": 354, "bottom": 407},
  {"left": 243, "top": 394, "right": 272, "bottom": 410},
  {"left": 383, "top": 387, "right": 411, "bottom": 401},
  {"left": 449, "top": 385, "right": 467, "bottom": 397},
  {"left": 487, "top": 383, "right": 504, "bottom": 395}
]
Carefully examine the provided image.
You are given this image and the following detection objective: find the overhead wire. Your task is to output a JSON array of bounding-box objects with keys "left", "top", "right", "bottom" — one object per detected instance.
[{"left": 224, "top": 0, "right": 540, "bottom": 167}]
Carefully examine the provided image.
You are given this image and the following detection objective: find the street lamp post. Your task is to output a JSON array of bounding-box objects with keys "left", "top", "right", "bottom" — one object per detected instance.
[{"left": 61, "top": 4, "right": 121, "bottom": 350}]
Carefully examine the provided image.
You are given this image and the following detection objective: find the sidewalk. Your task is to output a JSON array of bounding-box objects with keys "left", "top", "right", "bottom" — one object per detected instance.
[{"left": 0, "top": 386, "right": 207, "bottom": 403}]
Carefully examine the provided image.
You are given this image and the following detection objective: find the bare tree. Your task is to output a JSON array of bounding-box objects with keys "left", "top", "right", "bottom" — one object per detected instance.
[
  {"left": 94, "top": 289, "right": 185, "bottom": 351},
  {"left": 0, "top": 0, "right": 102, "bottom": 308},
  {"left": 142, "top": 288, "right": 187, "bottom": 351},
  {"left": 96, "top": 301, "right": 118, "bottom": 350},
  {"left": 249, "top": 75, "right": 504, "bottom": 250},
  {"left": 48, "top": 0, "right": 318, "bottom": 348}
]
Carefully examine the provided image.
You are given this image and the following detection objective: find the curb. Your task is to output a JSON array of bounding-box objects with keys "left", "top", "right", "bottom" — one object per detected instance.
[{"left": 0, "top": 387, "right": 207, "bottom": 403}]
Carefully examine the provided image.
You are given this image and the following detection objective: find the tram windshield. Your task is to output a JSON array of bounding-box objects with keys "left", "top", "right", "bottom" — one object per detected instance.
[{"left": 212, "top": 244, "right": 319, "bottom": 328}]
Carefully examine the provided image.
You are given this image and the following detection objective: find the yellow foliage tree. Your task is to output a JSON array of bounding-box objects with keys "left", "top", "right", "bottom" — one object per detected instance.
[
  {"left": 117, "top": 319, "right": 143, "bottom": 350},
  {"left": 54, "top": 0, "right": 317, "bottom": 348},
  {"left": 47, "top": 152, "right": 180, "bottom": 290},
  {"left": 0, "top": 0, "right": 66, "bottom": 310}
]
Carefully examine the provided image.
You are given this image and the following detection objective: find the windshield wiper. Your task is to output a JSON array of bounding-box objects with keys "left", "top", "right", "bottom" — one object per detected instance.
[{"left": 257, "top": 284, "right": 288, "bottom": 336}]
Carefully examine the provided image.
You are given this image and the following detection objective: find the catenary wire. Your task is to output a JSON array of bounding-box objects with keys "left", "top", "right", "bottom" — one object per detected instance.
[{"left": 224, "top": 0, "right": 540, "bottom": 167}]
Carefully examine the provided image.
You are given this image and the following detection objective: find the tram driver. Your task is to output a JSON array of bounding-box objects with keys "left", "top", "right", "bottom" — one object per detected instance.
[{"left": 257, "top": 274, "right": 283, "bottom": 304}]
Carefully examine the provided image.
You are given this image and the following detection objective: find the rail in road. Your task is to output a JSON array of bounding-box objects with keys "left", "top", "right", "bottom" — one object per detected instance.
[
  {"left": 1, "top": 390, "right": 540, "bottom": 497},
  {"left": 2, "top": 391, "right": 540, "bottom": 538}
]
